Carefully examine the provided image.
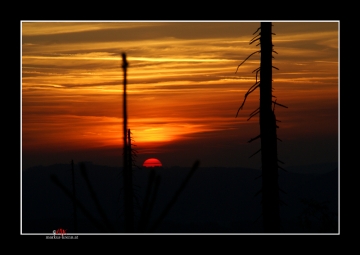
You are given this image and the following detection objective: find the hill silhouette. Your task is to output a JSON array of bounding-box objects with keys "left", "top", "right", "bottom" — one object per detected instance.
[{"left": 21, "top": 162, "right": 338, "bottom": 233}]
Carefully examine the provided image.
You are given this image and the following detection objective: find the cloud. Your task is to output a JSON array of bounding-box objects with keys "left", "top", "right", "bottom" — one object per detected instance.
[{"left": 21, "top": 22, "right": 339, "bottom": 168}]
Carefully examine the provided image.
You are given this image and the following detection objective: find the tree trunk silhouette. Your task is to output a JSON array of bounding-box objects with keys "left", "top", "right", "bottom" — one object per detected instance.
[
  {"left": 71, "top": 159, "right": 78, "bottom": 232},
  {"left": 122, "top": 53, "right": 134, "bottom": 232},
  {"left": 259, "top": 22, "right": 280, "bottom": 233},
  {"left": 235, "top": 22, "right": 285, "bottom": 233}
]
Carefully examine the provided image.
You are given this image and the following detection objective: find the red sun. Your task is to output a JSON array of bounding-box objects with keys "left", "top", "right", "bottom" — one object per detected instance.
[{"left": 143, "top": 158, "right": 163, "bottom": 168}]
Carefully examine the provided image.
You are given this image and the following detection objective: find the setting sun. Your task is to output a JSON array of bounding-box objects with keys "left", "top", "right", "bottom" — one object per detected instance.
[
  {"left": 21, "top": 21, "right": 338, "bottom": 169},
  {"left": 143, "top": 158, "right": 163, "bottom": 167},
  {"left": 21, "top": 21, "right": 339, "bottom": 235}
]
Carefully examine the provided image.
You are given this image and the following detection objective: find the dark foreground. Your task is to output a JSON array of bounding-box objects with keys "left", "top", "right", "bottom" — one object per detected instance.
[{"left": 21, "top": 162, "right": 338, "bottom": 234}]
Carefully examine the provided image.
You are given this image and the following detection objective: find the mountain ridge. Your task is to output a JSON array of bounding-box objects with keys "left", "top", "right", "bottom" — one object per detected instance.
[{"left": 21, "top": 162, "right": 338, "bottom": 233}]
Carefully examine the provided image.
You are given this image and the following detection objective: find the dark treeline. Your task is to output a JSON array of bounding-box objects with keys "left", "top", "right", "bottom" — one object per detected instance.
[{"left": 23, "top": 163, "right": 338, "bottom": 233}]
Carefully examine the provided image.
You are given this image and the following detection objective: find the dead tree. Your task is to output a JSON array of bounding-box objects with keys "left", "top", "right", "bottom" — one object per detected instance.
[
  {"left": 236, "top": 22, "right": 287, "bottom": 233},
  {"left": 122, "top": 53, "right": 134, "bottom": 232}
]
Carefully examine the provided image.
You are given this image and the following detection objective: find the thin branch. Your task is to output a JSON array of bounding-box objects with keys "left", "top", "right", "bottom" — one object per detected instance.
[
  {"left": 235, "top": 51, "right": 261, "bottom": 74},
  {"left": 137, "top": 170, "right": 156, "bottom": 232},
  {"left": 248, "top": 134, "right": 261, "bottom": 143},
  {"left": 249, "top": 107, "right": 260, "bottom": 117},
  {"left": 247, "top": 109, "right": 260, "bottom": 121},
  {"left": 273, "top": 99, "right": 277, "bottom": 112},
  {"left": 255, "top": 69, "right": 260, "bottom": 83},
  {"left": 253, "top": 27, "right": 261, "bottom": 35},
  {"left": 80, "top": 163, "right": 114, "bottom": 232},
  {"left": 149, "top": 160, "right": 200, "bottom": 232},
  {"left": 278, "top": 166, "right": 287, "bottom": 172},
  {"left": 272, "top": 101, "right": 288, "bottom": 108},
  {"left": 145, "top": 175, "right": 161, "bottom": 230},
  {"left": 253, "top": 213, "right": 262, "bottom": 224},
  {"left": 247, "top": 83, "right": 260, "bottom": 95},
  {"left": 250, "top": 33, "right": 261, "bottom": 43},
  {"left": 250, "top": 37, "right": 261, "bottom": 45},
  {"left": 252, "top": 67, "right": 260, "bottom": 73},
  {"left": 50, "top": 175, "right": 109, "bottom": 232},
  {"left": 280, "top": 200, "right": 288, "bottom": 206},
  {"left": 249, "top": 148, "right": 261, "bottom": 159},
  {"left": 254, "top": 189, "right": 262, "bottom": 197},
  {"left": 235, "top": 83, "right": 260, "bottom": 117},
  {"left": 272, "top": 65, "right": 279, "bottom": 70}
]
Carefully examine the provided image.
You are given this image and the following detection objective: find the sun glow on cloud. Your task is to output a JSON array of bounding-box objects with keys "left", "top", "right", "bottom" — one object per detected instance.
[{"left": 21, "top": 21, "right": 339, "bottom": 167}]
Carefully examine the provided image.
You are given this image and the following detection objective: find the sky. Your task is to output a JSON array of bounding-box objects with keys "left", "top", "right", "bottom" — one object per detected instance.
[{"left": 21, "top": 21, "right": 339, "bottom": 170}]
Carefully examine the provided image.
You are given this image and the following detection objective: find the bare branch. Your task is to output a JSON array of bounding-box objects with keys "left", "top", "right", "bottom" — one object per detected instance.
[
  {"left": 50, "top": 174, "right": 110, "bottom": 232},
  {"left": 273, "top": 99, "right": 277, "bottom": 112},
  {"left": 250, "top": 33, "right": 261, "bottom": 43},
  {"left": 272, "top": 66, "right": 279, "bottom": 70},
  {"left": 253, "top": 213, "right": 263, "bottom": 224},
  {"left": 250, "top": 37, "right": 261, "bottom": 45},
  {"left": 249, "top": 148, "right": 261, "bottom": 159},
  {"left": 272, "top": 101, "right": 288, "bottom": 108},
  {"left": 253, "top": 27, "right": 261, "bottom": 35},
  {"left": 255, "top": 69, "right": 260, "bottom": 83},
  {"left": 254, "top": 189, "right": 262, "bottom": 197},
  {"left": 249, "top": 107, "right": 260, "bottom": 117},
  {"left": 247, "top": 109, "right": 260, "bottom": 121},
  {"left": 279, "top": 187, "right": 287, "bottom": 194},
  {"left": 280, "top": 200, "right": 288, "bottom": 206},
  {"left": 149, "top": 160, "right": 200, "bottom": 232},
  {"left": 252, "top": 67, "right": 260, "bottom": 73},
  {"left": 235, "top": 51, "right": 261, "bottom": 73},
  {"left": 235, "top": 83, "right": 260, "bottom": 117},
  {"left": 80, "top": 163, "right": 114, "bottom": 231},
  {"left": 278, "top": 166, "right": 287, "bottom": 172},
  {"left": 248, "top": 134, "right": 261, "bottom": 143}
]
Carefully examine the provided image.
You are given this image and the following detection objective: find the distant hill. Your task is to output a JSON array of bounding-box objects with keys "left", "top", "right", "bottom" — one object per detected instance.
[
  {"left": 21, "top": 162, "right": 338, "bottom": 234},
  {"left": 285, "top": 162, "right": 338, "bottom": 174}
]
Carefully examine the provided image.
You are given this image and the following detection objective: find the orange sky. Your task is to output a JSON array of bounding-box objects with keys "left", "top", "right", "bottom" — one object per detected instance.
[{"left": 21, "top": 21, "right": 339, "bottom": 169}]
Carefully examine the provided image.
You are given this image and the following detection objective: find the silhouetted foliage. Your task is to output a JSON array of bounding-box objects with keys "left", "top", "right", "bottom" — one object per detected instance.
[
  {"left": 298, "top": 198, "right": 338, "bottom": 233},
  {"left": 50, "top": 162, "right": 115, "bottom": 232}
]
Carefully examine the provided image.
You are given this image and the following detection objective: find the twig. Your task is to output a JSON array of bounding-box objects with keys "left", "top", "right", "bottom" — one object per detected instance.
[
  {"left": 149, "top": 160, "right": 200, "bottom": 232},
  {"left": 50, "top": 174, "right": 109, "bottom": 232}
]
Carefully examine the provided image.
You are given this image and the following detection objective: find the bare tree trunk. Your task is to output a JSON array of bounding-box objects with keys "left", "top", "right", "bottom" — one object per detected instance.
[
  {"left": 259, "top": 22, "right": 280, "bottom": 233},
  {"left": 71, "top": 159, "right": 78, "bottom": 232},
  {"left": 127, "top": 128, "right": 134, "bottom": 227},
  {"left": 122, "top": 53, "right": 134, "bottom": 232}
]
